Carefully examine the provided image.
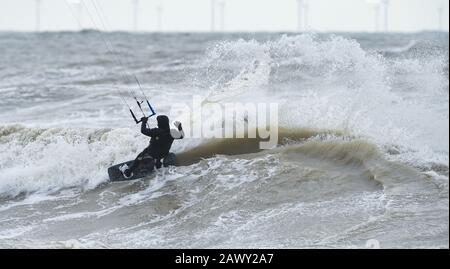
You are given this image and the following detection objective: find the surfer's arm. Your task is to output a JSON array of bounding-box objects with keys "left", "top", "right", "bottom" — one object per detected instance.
[
  {"left": 171, "top": 121, "right": 184, "bottom": 139},
  {"left": 140, "top": 117, "right": 157, "bottom": 137}
]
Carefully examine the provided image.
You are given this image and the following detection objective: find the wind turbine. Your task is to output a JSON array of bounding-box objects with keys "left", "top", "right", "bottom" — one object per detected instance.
[
  {"left": 218, "top": 0, "right": 226, "bottom": 31},
  {"left": 156, "top": 1, "right": 163, "bottom": 31},
  {"left": 381, "top": 0, "right": 389, "bottom": 32},
  {"left": 367, "top": 0, "right": 388, "bottom": 32},
  {"left": 210, "top": 0, "right": 216, "bottom": 31},
  {"left": 437, "top": 1, "right": 444, "bottom": 31},
  {"left": 296, "top": 0, "right": 308, "bottom": 32},
  {"left": 367, "top": 0, "right": 381, "bottom": 32},
  {"left": 68, "top": 0, "right": 83, "bottom": 30},
  {"left": 297, "top": 0, "right": 303, "bottom": 32},
  {"left": 303, "top": 0, "right": 309, "bottom": 32},
  {"left": 35, "top": 0, "right": 42, "bottom": 32},
  {"left": 132, "top": 0, "right": 139, "bottom": 31}
]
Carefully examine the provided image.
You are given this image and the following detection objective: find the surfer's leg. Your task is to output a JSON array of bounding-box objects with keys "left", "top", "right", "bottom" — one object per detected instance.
[
  {"left": 129, "top": 149, "right": 148, "bottom": 172},
  {"left": 155, "top": 159, "right": 162, "bottom": 169}
]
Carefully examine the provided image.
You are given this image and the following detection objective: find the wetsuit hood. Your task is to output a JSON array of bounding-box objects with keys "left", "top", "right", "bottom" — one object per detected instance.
[{"left": 157, "top": 115, "right": 170, "bottom": 130}]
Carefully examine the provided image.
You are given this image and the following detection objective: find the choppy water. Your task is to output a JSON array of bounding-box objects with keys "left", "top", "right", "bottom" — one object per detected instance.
[{"left": 0, "top": 31, "right": 448, "bottom": 248}]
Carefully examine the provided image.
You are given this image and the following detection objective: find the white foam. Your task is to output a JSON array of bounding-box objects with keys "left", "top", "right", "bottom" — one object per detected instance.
[
  {"left": 0, "top": 126, "right": 145, "bottom": 198},
  {"left": 198, "top": 34, "right": 448, "bottom": 173},
  {"left": 0, "top": 226, "right": 35, "bottom": 240}
]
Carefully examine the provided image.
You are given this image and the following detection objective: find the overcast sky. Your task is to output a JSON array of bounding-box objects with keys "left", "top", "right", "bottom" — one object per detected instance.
[{"left": 0, "top": 0, "right": 448, "bottom": 32}]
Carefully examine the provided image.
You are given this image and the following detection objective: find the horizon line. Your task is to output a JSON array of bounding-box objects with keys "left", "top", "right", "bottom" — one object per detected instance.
[{"left": 0, "top": 29, "right": 449, "bottom": 34}]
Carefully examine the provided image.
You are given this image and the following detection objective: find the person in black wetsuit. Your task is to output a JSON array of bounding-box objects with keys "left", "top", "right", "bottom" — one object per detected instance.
[{"left": 119, "top": 115, "right": 184, "bottom": 178}]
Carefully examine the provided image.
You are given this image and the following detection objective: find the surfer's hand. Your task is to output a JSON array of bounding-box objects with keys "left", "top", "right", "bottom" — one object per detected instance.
[
  {"left": 173, "top": 121, "right": 182, "bottom": 130},
  {"left": 141, "top": 117, "right": 148, "bottom": 123}
]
